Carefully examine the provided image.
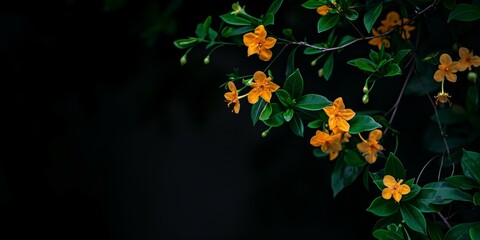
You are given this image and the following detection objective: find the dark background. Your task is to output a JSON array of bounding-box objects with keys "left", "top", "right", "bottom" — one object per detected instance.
[{"left": 2, "top": 0, "right": 473, "bottom": 239}]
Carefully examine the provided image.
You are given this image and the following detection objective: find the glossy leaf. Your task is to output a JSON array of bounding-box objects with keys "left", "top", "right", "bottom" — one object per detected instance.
[
  {"left": 347, "top": 58, "right": 378, "bottom": 72},
  {"left": 317, "top": 13, "right": 340, "bottom": 33},
  {"left": 447, "top": 4, "right": 480, "bottom": 22},
  {"left": 295, "top": 94, "right": 331, "bottom": 111},
  {"left": 220, "top": 13, "right": 253, "bottom": 26},
  {"left": 461, "top": 149, "right": 480, "bottom": 183},
  {"left": 284, "top": 69, "right": 304, "bottom": 100},
  {"left": 289, "top": 113, "right": 304, "bottom": 137},
  {"left": 343, "top": 149, "right": 366, "bottom": 167},
  {"left": 349, "top": 115, "right": 382, "bottom": 134},
  {"left": 259, "top": 103, "right": 272, "bottom": 121},
  {"left": 367, "top": 196, "right": 400, "bottom": 217},
  {"left": 384, "top": 152, "right": 406, "bottom": 181},
  {"left": 363, "top": 2, "right": 382, "bottom": 33},
  {"left": 323, "top": 53, "right": 334, "bottom": 80},
  {"left": 445, "top": 175, "right": 478, "bottom": 190},
  {"left": 443, "top": 222, "right": 480, "bottom": 240},
  {"left": 400, "top": 203, "right": 426, "bottom": 235},
  {"left": 276, "top": 89, "right": 294, "bottom": 107},
  {"left": 417, "top": 181, "right": 473, "bottom": 205},
  {"left": 332, "top": 157, "right": 364, "bottom": 197},
  {"left": 251, "top": 98, "right": 267, "bottom": 126}
]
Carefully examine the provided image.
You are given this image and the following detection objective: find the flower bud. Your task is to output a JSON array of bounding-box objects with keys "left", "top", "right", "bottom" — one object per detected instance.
[
  {"left": 261, "top": 129, "right": 270, "bottom": 137},
  {"left": 362, "top": 86, "right": 369, "bottom": 93},
  {"left": 311, "top": 59, "right": 317, "bottom": 66},
  {"left": 180, "top": 54, "right": 187, "bottom": 66},
  {"left": 468, "top": 71, "right": 477, "bottom": 83},
  {"left": 318, "top": 68, "right": 324, "bottom": 77},
  {"left": 362, "top": 94, "right": 369, "bottom": 104},
  {"left": 204, "top": 55, "right": 210, "bottom": 65}
]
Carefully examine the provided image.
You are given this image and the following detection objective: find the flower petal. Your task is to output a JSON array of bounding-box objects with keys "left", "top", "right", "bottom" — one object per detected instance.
[
  {"left": 340, "top": 109, "right": 355, "bottom": 120},
  {"left": 382, "top": 188, "right": 392, "bottom": 200},
  {"left": 383, "top": 175, "right": 396, "bottom": 188},
  {"left": 254, "top": 25, "right": 267, "bottom": 39},
  {"left": 248, "top": 89, "right": 260, "bottom": 104},
  {"left": 336, "top": 119, "right": 350, "bottom": 132},
  {"left": 369, "top": 129, "right": 383, "bottom": 141},
  {"left": 440, "top": 53, "right": 453, "bottom": 65},
  {"left": 263, "top": 37, "right": 277, "bottom": 49},
  {"left": 323, "top": 106, "right": 336, "bottom": 118},
  {"left": 260, "top": 90, "right": 272, "bottom": 102},
  {"left": 243, "top": 33, "right": 256, "bottom": 46},
  {"left": 258, "top": 49, "right": 273, "bottom": 61},
  {"left": 445, "top": 72, "right": 457, "bottom": 83},
  {"left": 399, "top": 184, "right": 411, "bottom": 195},
  {"left": 393, "top": 191, "right": 402, "bottom": 202},
  {"left": 458, "top": 47, "right": 469, "bottom": 59},
  {"left": 433, "top": 70, "right": 444, "bottom": 82},
  {"left": 333, "top": 97, "right": 345, "bottom": 110}
]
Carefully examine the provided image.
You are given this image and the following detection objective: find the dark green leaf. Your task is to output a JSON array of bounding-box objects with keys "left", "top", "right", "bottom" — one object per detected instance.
[
  {"left": 418, "top": 181, "right": 473, "bottom": 205},
  {"left": 443, "top": 222, "right": 480, "bottom": 240},
  {"left": 286, "top": 47, "right": 298, "bottom": 77},
  {"left": 302, "top": 0, "right": 327, "bottom": 9},
  {"left": 384, "top": 64, "right": 402, "bottom": 77},
  {"left": 367, "top": 196, "right": 400, "bottom": 217},
  {"left": 284, "top": 69, "right": 304, "bottom": 100},
  {"left": 384, "top": 152, "right": 406, "bottom": 181},
  {"left": 173, "top": 38, "right": 199, "bottom": 49},
  {"left": 227, "top": 26, "right": 255, "bottom": 36},
  {"left": 220, "top": 13, "right": 253, "bottom": 26},
  {"left": 338, "top": 35, "right": 355, "bottom": 46},
  {"left": 427, "top": 219, "right": 445, "bottom": 240},
  {"left": 276, "top": 89, "right": 294, "bottom": 107},
  {"left": 303, "top": 44, "right": 326, "bottom": 55},
  {"left": 262, "top": 13, "right": 275, "bottom": 26},
  {"left": 266, "top": 0, "right": 283, "bottom": 17},
  {"left": 474, "top": 192, "right": 480, "bottom": 205},
  {"left": 251, "top": 98, "right": 267, "bottom": 126},
  {"left": 448, "top": 4, "right": 480, "bottom": 22},
  {"left": 317, "top": 13, "right": 341, "bottom": 33},
  {"left": 313, "top": 148, "right": 329, "bottom": 158},
  {"left": 402, "top": 182, "right": 421, "bottom": 201},
  {"left": 470, "top": 224, "right": 480, "bottom": 240},
  {"left": 263, "top": 103, "right": 285, "bottom": 127},
  {"left": 323, "top": 53, "right": 334, "bottom": 80},
  {"left": 349, "top": 114, "right": 382, "bottom": 134},
  {"left": 372, "top": 115, "right": 399, "bottom": 134},
  {"left": 347, "top": 58, "right": 378, "bottom": 72},
  {"left": 282, "top": 28, "right": 295, "bottom": 40},
  {"left": 393, "top": 49, "right": 411, "bottom": 64},
  {"left": 363, "top": 2, "right": 382, "bottom": 33},
  {"left": 410, "top": 199, "right": 444, "bottom": 213},
  {"left": 372, "top": 229, "right": 404, "bottom": 240},
  {"left": 289, "top": 113, "right": 304, "bottom": 137},
  {"left": 445, "top": 175, "right": 479, "bottom": 190},
  {"left": 307, "top": 119, "right": 324, "bottom": 128},
  {"left": 259, "top": 103, "right": 272, "bottom": 121},
  {"left": 462, "top": 149, "right": 480, "bottom": 184},
  {"left": 283, "top": 108, "right": 294, "bottom": 122},
  {"left": 295, "top": 94, "right": 331, "bottom": 111},
  {"left": 343, "top": 149, "right": 366, "bottom": 167},
  {"left": 332, "top": 157, "right": 364, "bottom": 197},
  {"left": 343, "top": 9, "right": 358, "bottom": 21},
  {"left": 400, "top": 203, "right": 426, "bottom": 235}
]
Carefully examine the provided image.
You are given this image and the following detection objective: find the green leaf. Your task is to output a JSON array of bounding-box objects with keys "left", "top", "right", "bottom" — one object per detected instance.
[
  {"left": 224, "top": 26, "right": 255, "bottom": 37},
  {"left": 384, "top": 64, "right": 402, "bottom": 77},
  {"left": 317, "top": 13, "right": 341, "bottom": 33},
  {"left": 202, "top": 16, "right": 212, "bottom": 38},
  {"left": 283, "top": 108, "right": 294, "bottom": 122},
  {"left": 427, "top": 219, "right": 445, "bottom": 240},
  {"left": 409, "top": 199, "right": 444, "bottom": 213},
  {"left": 349, "top": 114, "right": 382, "bottom": 134},
  {"left": 343, "top": 149, "right": 366, "bottom": 167},
  {"left": 251, "top": 98, "right": 267, "bottom": 126},
  {"left": 347, "top": 58, "right": 378, "bottom": 72},
  {"left": 307, "top": 119, "right": 324, "bottom": 128},
  {"left": 331, "top": 157, "right": 364, "bottom": 197},
  {"left": 372, "top": 229, "right": 404, "bottom": 240},
  {"left": 474, "top": 192, "right": 480, "bottom": 205},
  {"left": 468, "top": 85, "right": 479, "bottom": 106},
  {"left": 206, "top": 29, "right": 218, "bottom": 48},
  {"left": 384, "top": 152, "right": 406, "bottom": 181},
  {"left": 263, "top": 103, "right": 285, "bottom": 127},
  {"left": 266, "top": 0, "right": 283, "bottom": 17},
  {"left": 448, "top": 4, "right": 480, "bottom": 22},
  {"left": 323, "top": 53, "right": 334, "bottom": 80},
  {"left": 402, "top": 181, "right": 421, "bottom": 201},
  {"left": 276, "top": 89, "right": 294, "bottom": 107},
  {"left": 289, "top": 113, "right": 304, "bottom": 137},
  {"left": 286, "top": 47, "right": 298, "bottom": 78},
  {"left": 443, "top": 222, "right": 480, "bottom": 240},
  {"left": 259, "top": 103, "right": 272, "bottom": 121},
  {"left": 363, "top": 2, "right": 382, "bottom": 33},
  {"left": 470, "top": 224, "right": 480, "bottom": 240},
  {"left": 400, "top": 203, "right": 426, "bottom": 235},
  {"left": 284, "top": 69, "right": 304, "bottom": 100},
  {"left": 313, "top": 148, "right": 329, "bottom": 158},
  {"left": 262, "top": 13, "right": 274, "bottom": 26},
  {"left": 367, "top": 196, "right": 400, "bottom": 217},
  {"left": 462, "top": 149, "right": 480, "bottom": 183},
  {"left": 173, "top": 38, "right": 199, "bottom": 49},
  {"left": 445, "top": 175, "right": 479, "bottom": 190},
  {"left": 343, "top": 9, "right": 358, "bottom": 21},
  {"left": 220, "top": 13, "right": 253, "bottom": 26},
  {"left": 418, "top": 181, "right": 473, "bottom": 205},
  {"left": 295, "top": 94, "right": 331, "bottom": 111},
  {"left": 302, "top": 0, "right": 328, "bottom": 9},
  {"left": 393, "top": 49, "right": 411, "bottom": 64},
  {"left": 338, "top": 35, "right": 355, "bottom": 46},
  {"left": 303, "top": 44, "right": 326, "bottom": 55}
]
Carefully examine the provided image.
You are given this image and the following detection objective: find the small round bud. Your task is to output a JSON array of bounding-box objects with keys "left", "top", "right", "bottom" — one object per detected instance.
[
  {"left": 261, "top": 129, "right": 270, "bottom": 137},
  {"left": 311, "top": 60, "right": 317, "bottom": 66},
  {"left": 180, "top": 55, "right": 187, "bottom": 66},
  {"left": 468, "top": 71, "right": 477, "bottom": 83},
  {"left": 362, "top": 94, "right": 369, "bottom": 104},
  {"left": 318, "top": 68, "right": 324, "bottom": 77},
  {"left": 362, "top": 86, "right": 369, "bottom": 93},
  {"left": 203, "top": 55, "right": 210, "bottom": 65}
]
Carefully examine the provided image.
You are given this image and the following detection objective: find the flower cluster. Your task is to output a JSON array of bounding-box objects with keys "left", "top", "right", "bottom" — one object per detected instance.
[
  {"left": 368, "top": 11, "right": 415, "bottom": 50},
  {"left": 433, "top": 47, "right": 480, "bottom": 106},
  {"left": 310, "top": 97, "right": 354, "bottom": 160}
]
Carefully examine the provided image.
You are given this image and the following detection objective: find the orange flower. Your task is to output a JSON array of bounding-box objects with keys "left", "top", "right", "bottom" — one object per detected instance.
[
  {"left": 368, "top": 28, "right": 390, "bottom": 50},
  {"left": 247, "top": 71, "right": 280, "bottom": 104},
  {"left": 378, "top": 11, "right": 415, "bottom": 40},
  {"left": 332, "top": 127, "right": 351, "bottom": 143},
  {"left": 456, "top": 47, "right": 480, "bottom": 72},
  {"left": 357, "top": 129, "right": 384, "bottom": 164},
  {"left": 224, "top": 81, "right": 240, "bottom": 114},
  {"left": 400, "top": 21, "right": 415, "bottom": 40},
  {"left": 434, "top": 92, "right": 452, "bottom": 106},
  {"left": 316, "top": 2, "right": 337, "bottom": 15},
  {"left": 323, "top": 97, "right": 356, "bottom": 132},
  {"left": 243, "top": 25, "right": 277, "bottom": 61},
  {"left": 381, "top": 175, "right": 411, "bottom": 203},
  {"left": 310, "top": 130, "right": 342, "bottom": 160},
  {"left": 433, "top": 53, "right": 458, "bottom": 82}
]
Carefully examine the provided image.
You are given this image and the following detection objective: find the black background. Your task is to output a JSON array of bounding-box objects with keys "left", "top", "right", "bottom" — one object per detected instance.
[{"left": 1, "top": 0, "right": 472, "bottom": 239}]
